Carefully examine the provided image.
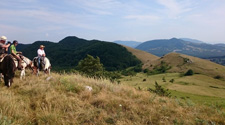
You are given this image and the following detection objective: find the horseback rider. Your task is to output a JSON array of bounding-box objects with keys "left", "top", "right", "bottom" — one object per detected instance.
[
  {"left": 10, "top": 40, "right": 22, "bottom": 70},
  {"left": 37, "top": 45, "right": 46, "bottom": 69},
  {"left": 0, "top": 36, "right": 11, "bottom": 56}
]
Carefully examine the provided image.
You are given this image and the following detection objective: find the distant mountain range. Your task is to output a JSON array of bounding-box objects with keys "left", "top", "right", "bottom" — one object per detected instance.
[
  {"left": 17, "top": 36, "right": 141, "bottom": 71},
  {"left": 215, "top": 43, "right": 225, "bottom": 47},
  {"left": 113, "top": 40, "right": 142, "bottom": 48},
  {"left": 179, "top": 38, "right": 205, "bottom": 44},
  {"left": 206, "top": 55, "right": 225, "bottom": 66},
  {"left": 136, "top": 38, "right": 225, "bottom": 58}
]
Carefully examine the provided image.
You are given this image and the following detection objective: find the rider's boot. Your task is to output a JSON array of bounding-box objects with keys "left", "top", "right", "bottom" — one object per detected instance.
[{"left": 17, "top": 60, "right": 22, "bottom": 70}]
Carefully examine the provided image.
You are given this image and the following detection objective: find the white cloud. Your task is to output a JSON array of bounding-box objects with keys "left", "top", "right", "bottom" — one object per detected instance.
[
  {"left": 157, "top": 0, "right": 194, "bottom": 18},
  {"left": 125, "top": 15, "right": 160, "bottom": 21},
  {"left": 0, "top": 8, "right": 104, "bottom": 31},
  {"left": 64, "top": 0, "right": 122, "bottom": 15}
]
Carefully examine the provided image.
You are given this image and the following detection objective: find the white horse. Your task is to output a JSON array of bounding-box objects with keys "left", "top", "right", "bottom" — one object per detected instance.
[
  {"left": 33, "top": 57, "right": 51, "bottom": 76},
  {"left": 13, "top": 55, "right": 33, "bottom": 79},
  {"left": 20, "top": 56, "right": 33, "bottom": 79}
]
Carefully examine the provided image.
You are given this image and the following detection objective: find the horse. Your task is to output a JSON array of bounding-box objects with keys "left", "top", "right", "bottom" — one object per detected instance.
[
  {"left": 33, "top": 57, "right": 51, "bottom": 76},
  {"left": 0, "top": 55, "right": 17, "bottom": 87},
  {"left": 11, "top": 55, "right": 34, "bottom": 79},
  {"left": 20, "top": 56, "right": 33, "bottom": 79}
]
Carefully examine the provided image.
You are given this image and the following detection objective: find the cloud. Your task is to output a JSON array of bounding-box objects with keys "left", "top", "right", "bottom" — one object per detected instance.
[
  {"left": 125, "top": 15, "right": 160, "bottom": 21},
  {"left": 157, "top": 0, "right": 194, "bottom": 18},
  {"left": 0, "top": 8, "right": 104, "bottom": 31},
  {"left": 64, "top": 0, "right": 122, "bottom": 15}
]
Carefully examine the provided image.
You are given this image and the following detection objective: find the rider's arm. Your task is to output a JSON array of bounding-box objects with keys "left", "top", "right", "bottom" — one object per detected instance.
[
  {"left": 43, "top": 50, "right": 46, "bottom": 57},
  {"left": 2, "top": 44, "right": 10, "bottom": 48}
]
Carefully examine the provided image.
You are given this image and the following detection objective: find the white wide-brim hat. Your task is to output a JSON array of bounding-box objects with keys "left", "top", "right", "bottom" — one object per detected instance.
[{"left": 0, "top": 36, "right": 7, "bottom": 41}]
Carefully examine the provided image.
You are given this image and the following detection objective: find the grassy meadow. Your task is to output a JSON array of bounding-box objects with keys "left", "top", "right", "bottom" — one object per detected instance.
[
  {"left": 0, "top": 71, "right": 225, "bottom": 124},
  {"left": 120, "top": 73, "right": 225, "bottom": 108}
]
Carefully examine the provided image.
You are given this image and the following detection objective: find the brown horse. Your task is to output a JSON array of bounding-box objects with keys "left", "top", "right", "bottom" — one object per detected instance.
[{"left": 0, "top": 55, "right": 17, "bottom": 87}]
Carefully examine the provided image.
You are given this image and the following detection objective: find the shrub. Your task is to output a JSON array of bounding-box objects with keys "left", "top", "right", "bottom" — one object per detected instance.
[
  {"left": 148, "top": 81, "right": 171, "bottom": 97},
  {"left": 184, "top": 69, "right": 194, "bottom": 76},
  {"left": 147, "top": 61, "right": 171, "bottom": 75},
  {"left": 169, "top": 79, "right": 174, "bottom": 83},
  {"left": 162, "top": 77, "right": 166, "bottom": 82},
  {"left": 214, "top": 75, "right": 222, "bottom": 80},
  {"left": 143, "top": 69, "right": 150, "bottom": 73}
]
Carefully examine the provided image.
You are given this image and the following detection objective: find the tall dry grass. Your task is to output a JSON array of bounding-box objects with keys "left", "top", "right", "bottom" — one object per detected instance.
[{"left": 0, "top": 72, "right": 224, "bottom": 124}]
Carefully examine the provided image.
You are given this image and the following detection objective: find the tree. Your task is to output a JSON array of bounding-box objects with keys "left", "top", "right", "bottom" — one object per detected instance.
[{"left": 77, "top": 55, "right": 103, "bottom": 77}]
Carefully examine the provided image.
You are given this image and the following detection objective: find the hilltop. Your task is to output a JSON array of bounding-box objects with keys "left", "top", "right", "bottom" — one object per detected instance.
[
  {"left": 136, "top": 38, "right": 225, "bottom": 58},
  {"left": 18, "top": 36, "right": 141, "bottom": 71},
  {"left": 0, "top": 73, "right": 224, "bottom": 124},
  {"left": 144, "top": 52, "right": 225, "bottom": 79}
]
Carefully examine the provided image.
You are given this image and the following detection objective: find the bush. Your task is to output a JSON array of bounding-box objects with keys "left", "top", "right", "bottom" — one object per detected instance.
[
  {"left": 148, "top": 81, "right": 171, "bottom": 97},
  {"left": 184, "top": 69, "right": 194, "bottom": 76},
  {"left": 147, "top": 61, "right": 171, "bottom": 75},
  {"left": 121, "top": 65, "right": 142, "bottom": 76},
  {"left": 214, "top": 75, "right": 223, "bottom": 80},
  {"left": 162, "top": 77, "right": 166, "bottom": 82},
  {"left": 143, "top": 69, "right": 149, "bottom": 73},
  {"left": 169, "top": 79, "right": 174, "bottom": 83}
]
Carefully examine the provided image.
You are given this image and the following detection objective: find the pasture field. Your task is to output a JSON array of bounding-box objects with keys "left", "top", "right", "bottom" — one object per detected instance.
[
  {"left": 120, "top": 73, "right": 225, "bottom": 108},
  {"left": 0, "top": 71, "right": 225, "bottom": 124}
]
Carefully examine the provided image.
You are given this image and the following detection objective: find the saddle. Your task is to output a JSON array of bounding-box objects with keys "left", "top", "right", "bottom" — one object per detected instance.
[{"left": 33, "top": 57, "right": 45, "bottom": 70}]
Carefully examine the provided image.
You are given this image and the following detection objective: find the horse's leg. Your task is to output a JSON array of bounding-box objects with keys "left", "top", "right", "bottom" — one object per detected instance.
[
  {"left": 23, "top": 69, "right": 26, "bottom": 79},
  {"left": 37, "top": 69, "right": 39, "bottom": 76},
  {"left": 0, "top": 73, "right": 3, "bottom": 83},
  {"left": 20, "top": 69, "right": 25, "bottom": 80},
  {"left": 4, "top": 75, "right": 9, "bottom": 87},
  {"left": 49, "top": 68, "right": 50, "bottom": 75}
]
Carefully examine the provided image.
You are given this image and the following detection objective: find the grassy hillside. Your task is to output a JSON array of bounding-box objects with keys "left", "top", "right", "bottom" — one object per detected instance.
[
  {"left": 0, "top": 72, "right": 224, "bottom": 124},
  {"left": 146, "top": 52, "right": 225, "bottom": 79},
  {"left": 120, "top": 73, "right": 225, "bottom": 107},
  {"left": 123, "top": 45, "right": 159, "bottom": 64}
]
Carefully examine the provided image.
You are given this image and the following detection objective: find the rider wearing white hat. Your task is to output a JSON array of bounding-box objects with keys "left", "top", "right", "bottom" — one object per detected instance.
[
  {"left": 0, "top": 36, "right": 11, "bottom": 54},
  {"left": 37, "top": 45, "right": 46, "bottom": 69}
]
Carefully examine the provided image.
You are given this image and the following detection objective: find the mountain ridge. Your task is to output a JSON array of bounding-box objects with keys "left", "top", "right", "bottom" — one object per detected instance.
[
  {"left": 18, "top": 36, "right": 141, "bottom": 71},
  {"left": 136, "top": 38, "right": 225, "bottom": 58}
]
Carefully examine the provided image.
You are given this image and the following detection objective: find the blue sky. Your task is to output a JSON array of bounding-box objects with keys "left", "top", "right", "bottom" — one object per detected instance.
[{"left": 1, "top": 0, "right": 225, "bottom": 44}]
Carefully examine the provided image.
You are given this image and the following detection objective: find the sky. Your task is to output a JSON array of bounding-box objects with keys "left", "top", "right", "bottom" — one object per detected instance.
[{"left": 1, "top": 0, "right": 225, "bottom": 44}]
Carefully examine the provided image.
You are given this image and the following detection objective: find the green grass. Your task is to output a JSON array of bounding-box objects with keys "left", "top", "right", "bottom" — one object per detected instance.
[
  {"left": 0, "top": 71, "right": 225, "bottom": 124},
  {"left": 170, "top": 90, "right": 225, "bottom": 108},
  {"left": 120, "top": 73, "right": 225, "bottom": 108}
]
